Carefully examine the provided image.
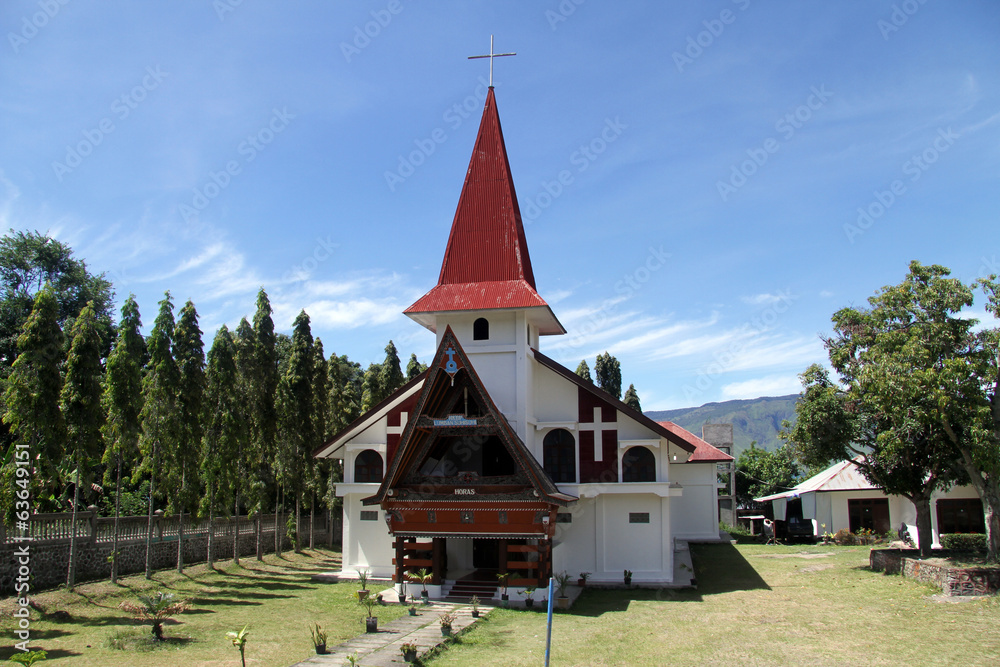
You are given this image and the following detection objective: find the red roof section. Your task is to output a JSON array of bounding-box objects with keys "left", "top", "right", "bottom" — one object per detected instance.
[
  {"left": 657, "top": 421, "right": 734, "bottom": 462},
  {"left": 406, "top": 88, "right": 550, "bottom": 317}
]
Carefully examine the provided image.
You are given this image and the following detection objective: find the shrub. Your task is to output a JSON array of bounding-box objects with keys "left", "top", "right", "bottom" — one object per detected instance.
[
  {"left": 833, "top": 529, "right": 857, "bottom": 545},
  {"left": 940, "top": 533, "right": 987, "bottom": 553},
  {"left": 721, "top": 522, "right": 753, "bottom": 538},
  {"left": 118, "top": 591, "right": 189, "bottom": 641}
]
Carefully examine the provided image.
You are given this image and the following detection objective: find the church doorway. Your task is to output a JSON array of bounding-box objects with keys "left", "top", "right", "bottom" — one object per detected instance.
[{"left": 472, "top": 538, "right": 500, "bottom": 570}]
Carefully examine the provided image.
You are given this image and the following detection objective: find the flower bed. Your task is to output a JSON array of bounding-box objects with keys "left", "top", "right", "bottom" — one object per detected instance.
[{"left": 870, "top": 548, "right": 1000, "bottom": 596}]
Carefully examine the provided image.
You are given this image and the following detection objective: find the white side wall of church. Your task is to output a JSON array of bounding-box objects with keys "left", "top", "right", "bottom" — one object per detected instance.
[
  {"left": 340, "top": 493, "right": 394, "bottom": 577},
  {"left": 670, "top": 463, "right": 720, "bottom": 539},
  {"left": 552, "top": 498, "right": 598, "bottom": 577}
]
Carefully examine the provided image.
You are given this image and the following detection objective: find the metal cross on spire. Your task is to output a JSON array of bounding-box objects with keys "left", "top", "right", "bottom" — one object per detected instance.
[{"left": 468, "top": 35, "right": 515, "bottom": 87}]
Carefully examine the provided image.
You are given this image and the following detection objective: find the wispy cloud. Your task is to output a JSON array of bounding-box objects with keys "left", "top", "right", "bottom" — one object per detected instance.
[{"left": 721, "top": 374, "right": 803, "bottom": 401}]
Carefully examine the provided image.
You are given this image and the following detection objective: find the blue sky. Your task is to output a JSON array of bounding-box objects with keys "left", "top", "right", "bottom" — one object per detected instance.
[{"left": 1, "top": 1, "right": 998, "bottom": 411}]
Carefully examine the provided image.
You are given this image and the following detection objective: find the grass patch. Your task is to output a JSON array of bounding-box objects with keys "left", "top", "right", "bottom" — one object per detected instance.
[
  {"left": 0, "top": 548, "right": 405, "bottom": 666},
  {"left": 425, "top": 544, "right": 1000, "bottom": 666}
]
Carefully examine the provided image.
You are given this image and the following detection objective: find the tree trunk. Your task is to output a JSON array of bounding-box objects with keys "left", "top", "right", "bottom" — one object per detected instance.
[
  {"left": 207, "top": 486, "right": 215, "bottom": 569},
  {"left": 177, "top": 509, "right": 184, "bottom": 573},
  {"left": 145, "top": 441, "right": 158, "bottom": 579},
  {"left": 295, "top": 496, "right": 302, "bottom": 554},
  {"left": 983, "top": 481, "right": 1000, "bottom": 564},
  {"left": 111, "top": 455, "right": 122, "bottom": 585},
  {"left": 256, "top": 502, "right": 264, "bottom": 561},
  {"left": 911, "top": 493, "right": 934, "bottom": 559},
  {"left": 274, "top": 485, "right": 280, "bottom": 557},
  {"left": 309, "top": 493, "right": 315, "bottom": 551},
  {"left": 66, "top": 459, "right": 82, "bottom": 589},
  {"left": 233, "top": 489, "right": 241, "bottom": 565}
]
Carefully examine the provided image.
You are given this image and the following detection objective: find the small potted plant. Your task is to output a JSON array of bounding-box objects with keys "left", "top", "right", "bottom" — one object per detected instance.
[
  {"left": 408, "top": 567, "right": 433, "bottom": 604},
  {"left": 623, "top": 569, "right": 633, "bottom": 587},
  {"left": 554, "top": 571, "right": 571, "bottom": 609},
  {"left": 356, "top": 568, "right": 370, "bottom": 600},
  {"left": 398, "top": 575, "right": 408, "bottom": 603},
  {"left": 520, "top": 587, "right": 536, "bottom": 609},
  {"left": 577, "top": 571, "right": 591, "bottom": 587},
  {"left": 496, "top": 571, "right": 511, "bottom": 606},
  {"left": 401, "top": 642, "right": 418, "bottom": 662},
  {"left": 358, "top": 592, "right": 378, "bottom": 633},
  {"left": 470, "top": 595, "right": 481, "bottom": 618},
  {"left": 439, "top": 611, "right": 456, "bottom": 636},
  {"left": 408, "top": 603, "right": 418, "bottom": 617},
  {"left": 310, "top": 622, "right": 328, "bottom": 654}
]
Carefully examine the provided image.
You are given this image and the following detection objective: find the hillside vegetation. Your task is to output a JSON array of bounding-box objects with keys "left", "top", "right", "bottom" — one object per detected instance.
[{"left": 645, "top": 394, "right": 798, "bottom": 456}]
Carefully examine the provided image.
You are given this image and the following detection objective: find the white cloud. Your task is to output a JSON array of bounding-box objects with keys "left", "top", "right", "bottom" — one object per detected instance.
[
  {"left": 741, "top": 292, "right": 793, "bottom": 306},
  {"left": 721, "top": 374, "right": 803, "bottom": 400}
]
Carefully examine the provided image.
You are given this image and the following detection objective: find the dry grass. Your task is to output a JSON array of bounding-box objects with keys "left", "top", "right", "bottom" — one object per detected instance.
[
  {"left": 0, "top": 547, "right": 405, "bottom": 666},
  {"left": 426, "top": 543, "right": 1000, "bottom": 667}
]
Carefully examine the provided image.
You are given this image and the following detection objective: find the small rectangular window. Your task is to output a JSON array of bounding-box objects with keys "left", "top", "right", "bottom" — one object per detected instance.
[
  {"left": 556, "top": 513, "right": 572, "bottom": 523},
  {"left": 360, "top": 511, "right": 378, "bottom": 521},
  {"left": 628, "top": 512, "right": 650, "bottom": 524}
]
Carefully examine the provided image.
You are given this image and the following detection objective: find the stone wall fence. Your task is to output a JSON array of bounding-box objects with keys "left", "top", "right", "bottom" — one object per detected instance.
[{"left": 2, "top": 508, "right": 342, "bottom": 593}]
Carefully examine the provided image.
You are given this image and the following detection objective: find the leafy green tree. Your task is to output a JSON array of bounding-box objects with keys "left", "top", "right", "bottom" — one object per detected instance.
[
  {"left": 361, "top": 363, "right": 383, "bottom": 411},
  {"left": 328, "top": 354, "right": 362, "bottom": 435},
  {"left": 0, "top": 229, "right": 114, "bottom": 369},
  {"left": 101, "top": 295, "right": 145, "bottom": 584},
  {"left": 250, "top": 290, "right": 279, "bottom": 559},
  {"left": 277, "top": 310, "right": 314, "bottom": 552},
  {"left": 61, "top": 301, "right": 105, "bottom": 588},
  {"left": 575, "top": 360, "right": 592, "bottom": 383},
  {"left": 137, "top": 292, "right": 181, "bottom": 578},
  {"left": 202, "top": 325, "right": 245, "bottom": 567},
  {"left": 168, "top": 300, "right": 205, "bottom": 573},
  {"left": 623, "top": 384, "right": 641, "bottom": 412},
  {"left": 734, "top": 443, "right": 799, "bottom": 509},
  {"left": 380, "top": 340, "right": 404, "bottom": 395},
  {"left": 1, "top": 286, "right": 64, "bottom": 521},
  {"left": 594, "top": 352, "right": 622, "bottom": 399},
  {"left": 406, "top": 353, "right": 426, "bottom": 381},
  {"left": 307, "top": 338, "right": 329, "bottom": 548}
]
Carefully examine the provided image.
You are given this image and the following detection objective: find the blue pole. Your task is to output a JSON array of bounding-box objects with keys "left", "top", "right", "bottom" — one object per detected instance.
[{"left": 544, "top": 577, "right": 554, "bottom": 666}]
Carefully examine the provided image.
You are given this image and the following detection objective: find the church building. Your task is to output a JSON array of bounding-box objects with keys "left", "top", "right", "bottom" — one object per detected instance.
[{"left": 314, "top": 85, "right": 731, "bottom": 597}]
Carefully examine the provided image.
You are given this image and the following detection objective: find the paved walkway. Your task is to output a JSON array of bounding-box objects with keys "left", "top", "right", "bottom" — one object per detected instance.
[{"left": 290, "top": 601, "right": 490, "bottom": 667}]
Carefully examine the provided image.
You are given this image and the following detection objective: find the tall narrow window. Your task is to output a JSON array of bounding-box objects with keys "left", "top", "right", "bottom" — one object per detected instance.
[
  {"left": 473, "top": 317, "right": 489, "bottom": 340},
  {"left": 354, "top": 449, "right": 384, "bottom": 483},
  {"left": 543, "top": 429, "right": 576, "bottom": 483},
  {"left": 622, "top": 446, "right": 655, "bottom": 482}
]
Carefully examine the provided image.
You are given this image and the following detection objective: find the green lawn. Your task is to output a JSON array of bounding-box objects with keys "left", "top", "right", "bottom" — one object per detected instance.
[
  {"left": 0, "top": 547, "right": 405, "bottom": 666},
  {"left": 426, "top": 544, "right": 1000, "bottom": 667}
]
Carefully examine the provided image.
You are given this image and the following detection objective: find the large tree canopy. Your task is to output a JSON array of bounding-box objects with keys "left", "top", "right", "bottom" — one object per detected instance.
[
  {"left": 735, "top": 443, "right": 799, "bottom": 509},
  {"left": 0, "top": 229, "right": 114, "bottom": 367}
]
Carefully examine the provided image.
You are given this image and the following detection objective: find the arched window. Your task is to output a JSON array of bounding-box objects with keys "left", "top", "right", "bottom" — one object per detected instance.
[
  {"left": 473, "top": 317, "right": 489, "bottom": 340},
  {"left": 622, "top": 446, "right": 655, "bottom": 482},
  {"left": 543, "top": 429, "right": 576, "bottom": 484},
  {"left": 354, "top": 449, "right": 384, "bottom": 483}
]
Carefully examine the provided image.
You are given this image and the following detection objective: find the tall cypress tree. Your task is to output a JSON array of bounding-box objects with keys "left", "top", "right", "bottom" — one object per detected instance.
[
  {"left": 170, "top": 300, "right": 205, "bottom": 572},
  {"left": 202, "top": 325, "right": 244, "bottom": 567},
  {"left": 2, "top": 286, "right": 64, "bottom": 523},
  {"left": 137, "top": 292, "right": 180, "bottom": 579},
  {"left": 594, "top": 352, "right": 622, "bottom": 400},
  {"left": 61, "top": 301, "right": 105, "bottom": 588},
  {"left": 233, "top": 317, "right": 259, "bottom": 560},
  {"left": 575, "top": 360, "right": 592, "bottom": 383},
  {"left": 623, "top": 384, "right": 642, "bottom": 412},
  {"left": 252, "top": 289, "right": 279, "bottom": 559},
  {"left": 277, "top": 310, "right": 313, "bottom": 553},
  {"left": 379, "top": 340, "right": 404, "bottom": 395},
  {"left": 406, "top": 353, "right": 426, "bottom": 381},
  {"left": 327, "top": 354, "right": 362, "bottom": 435},
  {"left": 101, "top": 295, "right": 145, "bottom": 584},
  {"left": 307, "top": 338, "right": 329, "bottom": 549}
]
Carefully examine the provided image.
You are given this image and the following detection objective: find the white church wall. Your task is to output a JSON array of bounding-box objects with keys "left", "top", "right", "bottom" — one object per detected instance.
[
  {"left": 530, "top": 362, "right": 578, "bottom": 424},
  {"left": 670, "top": 463, "right": 719, "bottom": 539},
  {"left": 348, "top": 418, "right": 387, "bottom": 446},
  {"left": 552, "top": 498, "right": 597, "bottom": 578},
  {"left": 598, "top": 494, "right": 665, "bottom": 580},
  {"left": 340, "top": 493, "right": 394, "bottom": 577}
]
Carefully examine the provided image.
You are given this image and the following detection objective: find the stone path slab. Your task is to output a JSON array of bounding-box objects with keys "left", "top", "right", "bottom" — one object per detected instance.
[{"left": 290, "top": 602, "right": 491, "bottom": 667}]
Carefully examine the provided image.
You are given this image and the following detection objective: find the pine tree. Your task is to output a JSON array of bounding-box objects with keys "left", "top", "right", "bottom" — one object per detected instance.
[
  {"left": 252, "top": 290, "right": 279, "bottom": 560},
  {"left": 202, "top": 325, "right": 244, "bottom": 568},
  {"left": 169, "top": 300, "right": 205, "bottom": 573},
  {"left": 575, "top": 360, "right": 592, "bottom": 382},
  {"left": 379, "top": 340, "right": 405, "bottom": 395},
  {"left": 101, "top": 295, "right": 145, "bottom": 584},
  {"left": 623, "top": 384, "right": 642, "bottom": 412},
  {"left": 276, "top": 310, "right": 313, "bottom": 553},
  {"left": 594, "top": 352, "right": 622, "bottom": 400},
  {"left": 233, "top": 317, "right": 258, "bottom": 561},
  {"left": 2, "top": 286, "right": 65, "bottom": 523},
  {"left": 328, "top": 354, "right": 362, "bottom": 434},
  {"left": 308, "top": 338, "right": 329, "bottom": 549},
  {"left": 361, "top": 363, "right": 383, "bottom": 411},
  {"left": 61, "top": 301, "right": 105, "bottom": 588},
  {"left": 406, "top": 353, "right": 426, "bottom": 380},
  {"left": 137, "top": 292, "right": 181, "bottom": 579}
]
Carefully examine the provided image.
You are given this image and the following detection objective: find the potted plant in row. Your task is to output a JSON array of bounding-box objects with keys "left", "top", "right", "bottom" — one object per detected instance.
[
  {"left": 439, "top": 612, "right": 456, "bottom": 637},
  {"left": 408, "top": 603, "right": 418, "bottom": 617},
  {"left": 356, "top": 568, "right": 370, "bottom": 600},
  {"left": 554, "top": 571, "right": 572, "bottom": 610},
  {"left": 521, "top": 587, "right": 536, "bottom": 609},
  {"left": 309, "top": 622, "right": 327, "bottom": 654},
  {"left": 408, "top": 568, "right": 433, "bottom": 604},
  {"left": 497, "top": 572, "right": 510, "bottom": 607},
  {"left": 398, "top": 576, "right": 408, "bottom": 603},
  {"left": 577, "top": 571, "right": 591, "bottom": 587},
  {"left": 358, "top": 592, "right": 379, "bottom": 633},
  {"left": 470, "top": 595, "right": 481, "bottom": 618},
  {"left": 623, "top": 569, "right": 633, "bottom": 587},
  {"left": 401, "top": 642, "right": 419, "bottom": 662}
]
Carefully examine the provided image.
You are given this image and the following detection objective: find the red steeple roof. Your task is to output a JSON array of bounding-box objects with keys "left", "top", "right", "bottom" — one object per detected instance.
[{"left": 405, "top": 88, "right": 564, "bottom": 335}]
